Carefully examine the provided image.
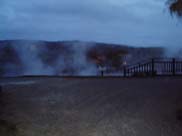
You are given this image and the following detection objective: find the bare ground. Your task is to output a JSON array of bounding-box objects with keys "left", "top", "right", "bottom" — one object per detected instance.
[{"left": 0, "top": 77, "right": 182, "bottom": 136}]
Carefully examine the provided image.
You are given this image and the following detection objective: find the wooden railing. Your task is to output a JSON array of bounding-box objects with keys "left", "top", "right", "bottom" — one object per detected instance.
[{"left": 123, "top": 58, "right": 182, "bottom": 77}]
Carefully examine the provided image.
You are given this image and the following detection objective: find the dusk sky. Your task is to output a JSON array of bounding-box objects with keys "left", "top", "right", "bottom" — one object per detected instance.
[{"left": 0, "top": 0, "right": 182, "bottom": 47}]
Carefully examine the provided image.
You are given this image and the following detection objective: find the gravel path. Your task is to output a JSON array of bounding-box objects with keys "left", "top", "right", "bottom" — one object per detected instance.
[{"left": 0, "top": 77, "right": 182, "bottom": 136}]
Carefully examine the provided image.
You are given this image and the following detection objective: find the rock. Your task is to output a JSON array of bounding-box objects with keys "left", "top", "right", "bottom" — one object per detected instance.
[{"left": 0, "top": 119, "right": 19, "bottom": 136}]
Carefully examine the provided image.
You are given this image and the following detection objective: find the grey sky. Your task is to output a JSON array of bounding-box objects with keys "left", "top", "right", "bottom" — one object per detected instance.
[{"left": 0, "top": 0, "right": 182, "bottom": 47}]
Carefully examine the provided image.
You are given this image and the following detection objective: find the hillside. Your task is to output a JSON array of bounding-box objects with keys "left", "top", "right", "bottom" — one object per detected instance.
[{"left": 0, "top": 40, "right": 164, "bottom": 76}]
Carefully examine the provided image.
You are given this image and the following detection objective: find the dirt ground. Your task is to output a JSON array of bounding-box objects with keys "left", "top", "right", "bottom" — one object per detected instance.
[{"left": 0, "top": 77, "right": 182, "bottom": 136}]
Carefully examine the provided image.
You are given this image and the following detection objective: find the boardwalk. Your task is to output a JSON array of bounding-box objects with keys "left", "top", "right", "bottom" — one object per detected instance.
[{"left": 124, "top": 58, "right": 182, "bottom": 77}]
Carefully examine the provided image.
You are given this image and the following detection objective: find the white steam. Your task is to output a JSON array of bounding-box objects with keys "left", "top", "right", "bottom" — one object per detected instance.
[
  {"left": 71, "top": 42, "right": 97, "bottom": 76},
  {"left": 12, "top": 41, "right": 98, "bottom": 76},
  {"left": 164, "top": 45, "right": 182, "bottom": 58},
  {"left": 13, "top": 42, "right": 55, "bottom": 76}
]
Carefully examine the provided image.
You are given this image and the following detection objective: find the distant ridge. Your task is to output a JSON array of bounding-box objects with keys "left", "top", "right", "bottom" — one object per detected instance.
[{"left": 0, "top": 40, "right": 164, "bottom": 77}]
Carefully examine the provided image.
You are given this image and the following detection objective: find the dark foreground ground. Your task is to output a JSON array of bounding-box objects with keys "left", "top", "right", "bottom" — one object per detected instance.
[{"left": 0, "top": 77, "right": 182, "bottom": 136}]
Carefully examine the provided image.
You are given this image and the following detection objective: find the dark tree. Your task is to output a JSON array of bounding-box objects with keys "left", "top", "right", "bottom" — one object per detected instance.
[{"left": 168, "top": 0, "right": 182, "bottom": 17}]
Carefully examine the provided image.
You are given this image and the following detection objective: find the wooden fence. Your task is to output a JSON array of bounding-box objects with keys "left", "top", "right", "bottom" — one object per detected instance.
[{"left": 123, "top": 58, "right": 182, "bottom": 77}]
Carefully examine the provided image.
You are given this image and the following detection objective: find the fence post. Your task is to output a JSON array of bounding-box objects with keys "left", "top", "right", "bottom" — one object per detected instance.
[
  {"left": 124, "top": 66, "right": 126, "bottom": 77},
  {"left": 152, "top": 58, "right": 155, "bottom": 76},
  {"left": 0, "top": 85, "right": 1, "bottom": 91},
  {"left": 139, "top": 63, "right": 141, "bottom": 73},
  {"left": 172, "top": 58, "right": 176, "bottom": 76}
]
